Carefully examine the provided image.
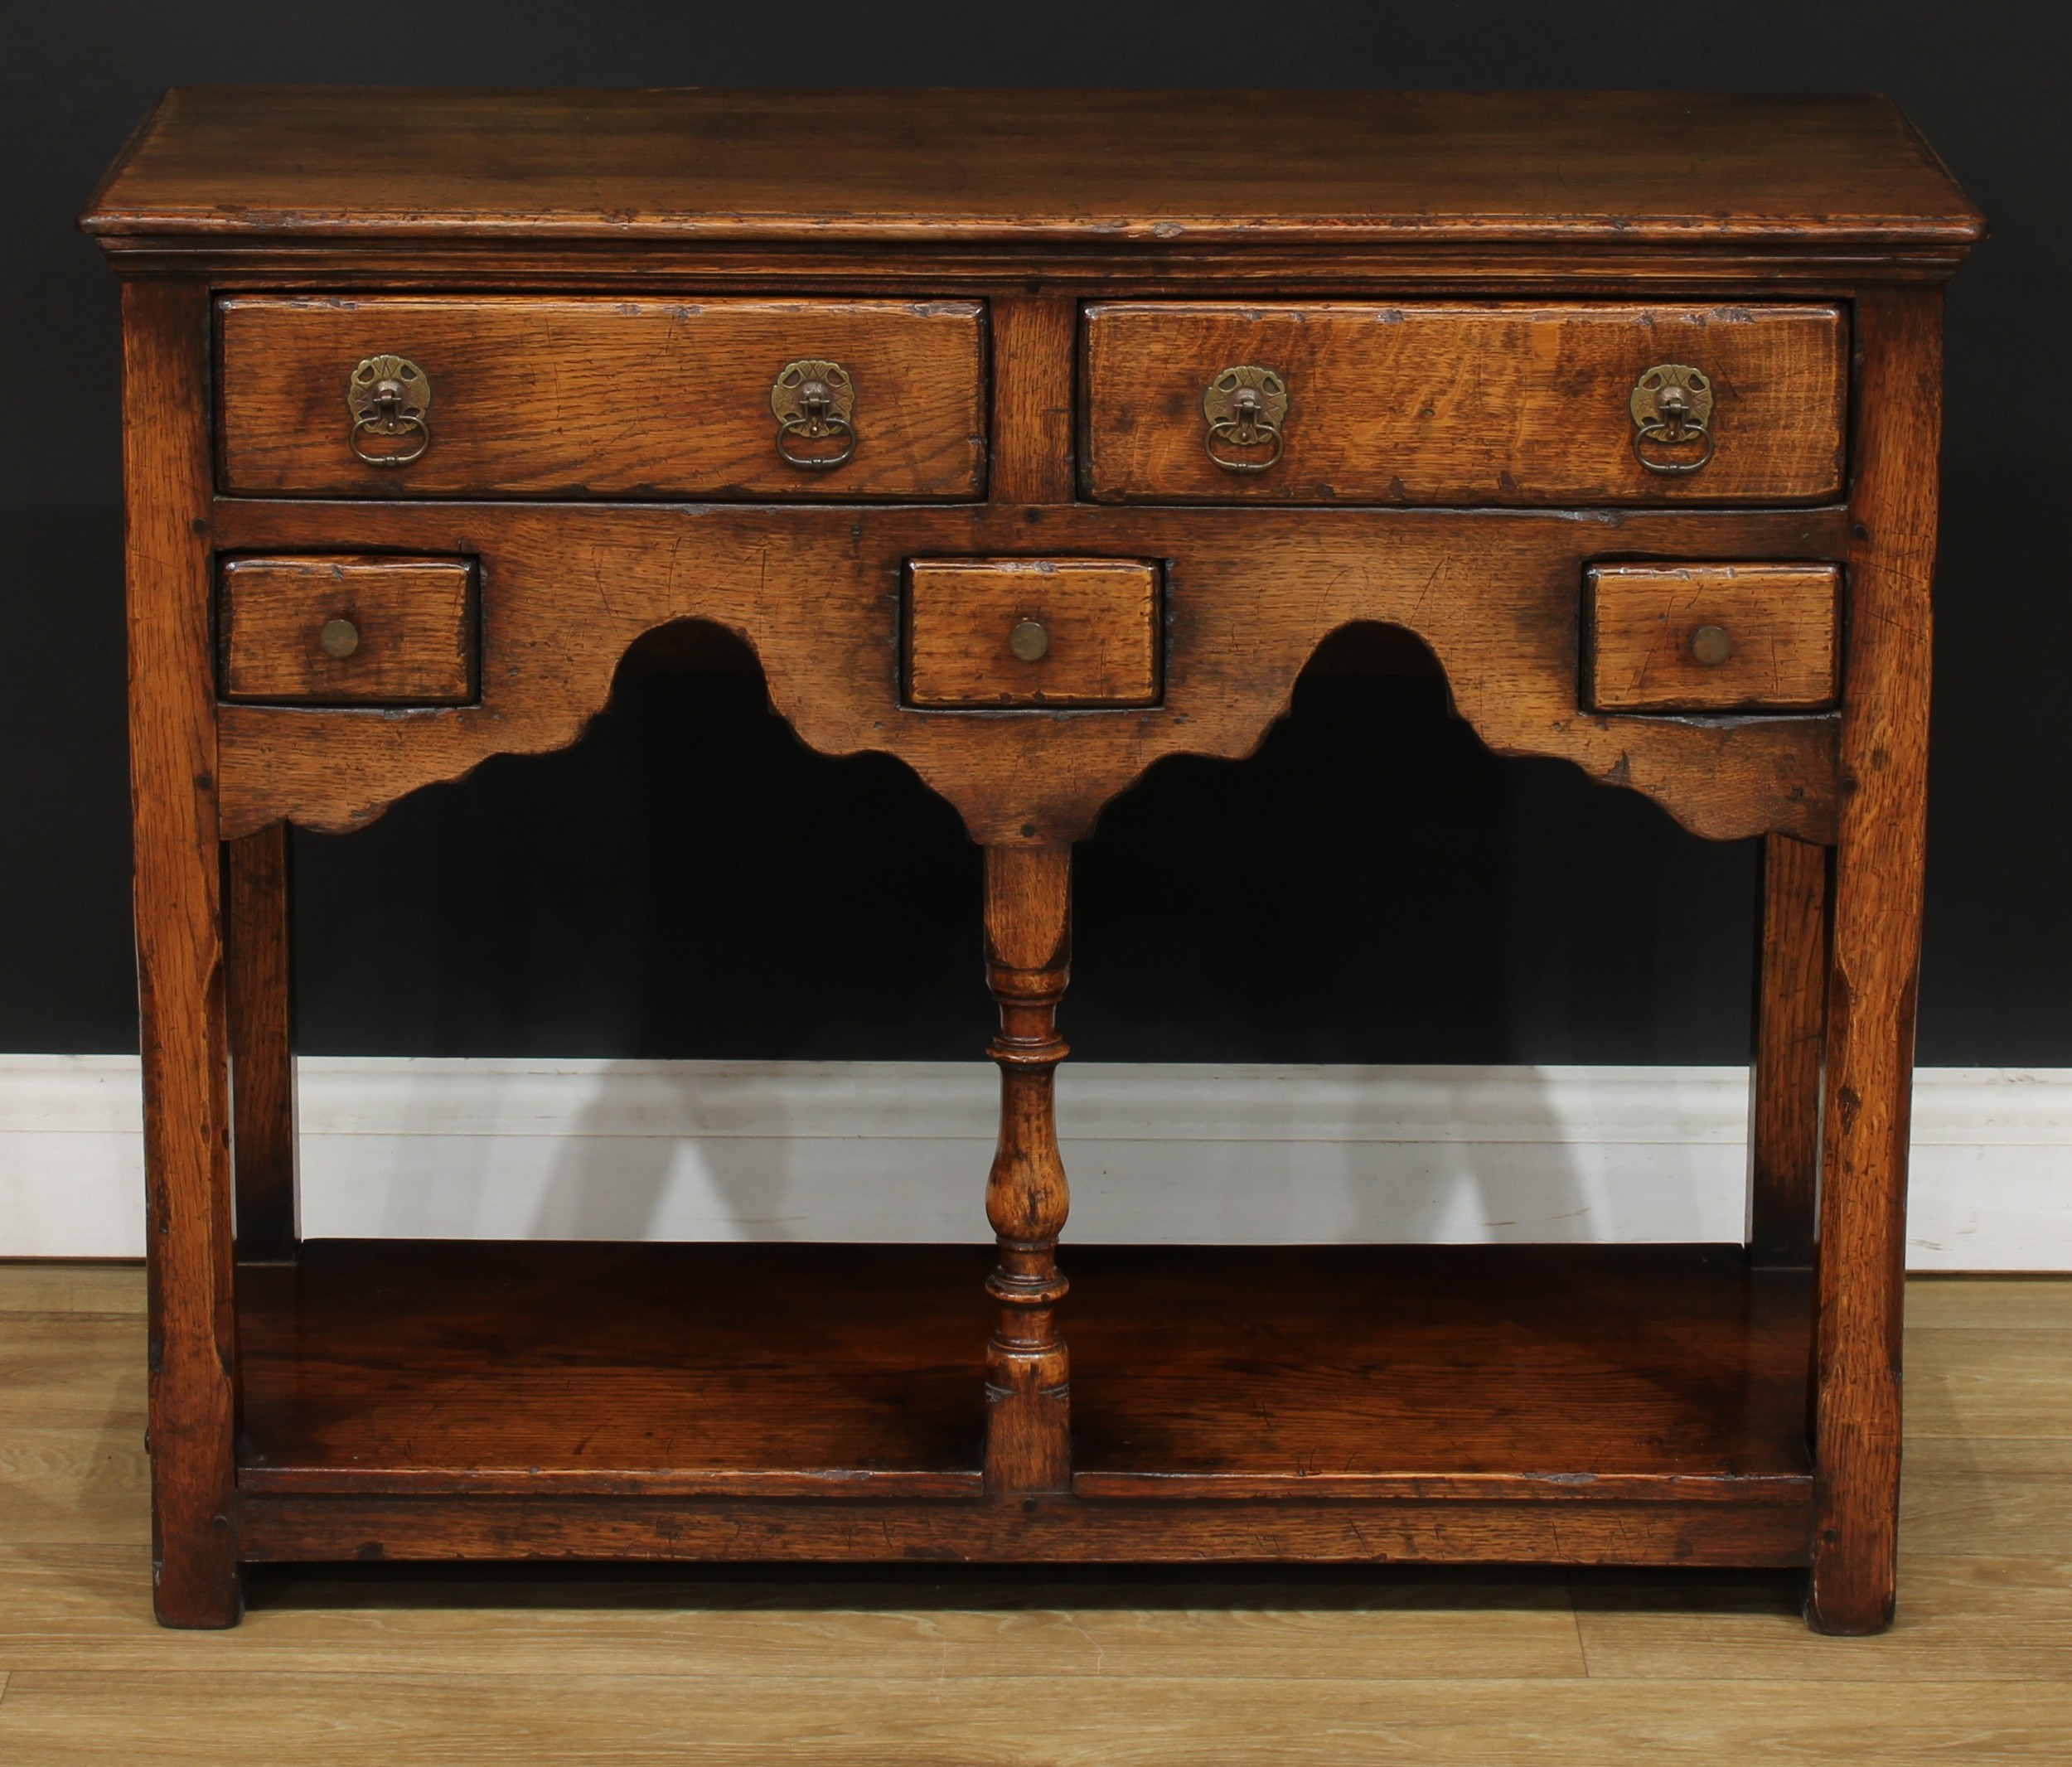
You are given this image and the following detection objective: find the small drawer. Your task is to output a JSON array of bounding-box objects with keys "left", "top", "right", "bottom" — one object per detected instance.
[
  {"left": 906, "top": 559, "right": 1159, "bottom": 709},
  {"left": 1586, "top": 563, "right": 1839, "bottom": 714},
  {"left": 218, "top": 296, "right": 987, "bottom": 500},
  {"left": 220, "top": 554, "right": 476, "bottom": 704},
  {"left": 1082, "top": 303, "right": 1847, "bottom": 506}
]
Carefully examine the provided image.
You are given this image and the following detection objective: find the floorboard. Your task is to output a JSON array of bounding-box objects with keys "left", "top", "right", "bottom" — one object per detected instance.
[{"left": 2, "top": 1261, "right": 2068, "bottom": 1765}]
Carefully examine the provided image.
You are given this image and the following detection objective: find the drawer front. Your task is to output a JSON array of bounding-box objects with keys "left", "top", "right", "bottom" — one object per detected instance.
[
  {"left": 219, "top": 297, "right": 987, "bottom": 500},
  {"left": 1587, "top": 563, "right": 1839, "bottom": 713},
  {"left": 907, "top": 559, "right": 1159, "bottom": 709},
  {"left": 220, "top": 554, "right": 476, "bottom": 704},
  {"left": 1082, "top": 303, "right": 1847, "bottom": 506}
]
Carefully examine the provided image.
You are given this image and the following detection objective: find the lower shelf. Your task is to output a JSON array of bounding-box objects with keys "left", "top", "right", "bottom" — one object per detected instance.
[
  {"left": 1071, "top": 1244, "right": 1813, "bottom": 1502},
  {"left": 233, "top": 1239, "right": 1814, "bottom": 1566},
  {"left": 237, "top": 1241, "right": 995, "bottom": 1498}
]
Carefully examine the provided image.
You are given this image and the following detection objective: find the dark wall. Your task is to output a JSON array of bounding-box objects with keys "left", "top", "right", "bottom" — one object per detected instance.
[{"left": 2, "top": 2, "right": 2063, "bottom": 1064}]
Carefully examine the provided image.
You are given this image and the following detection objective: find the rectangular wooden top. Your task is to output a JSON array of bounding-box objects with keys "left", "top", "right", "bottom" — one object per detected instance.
[{"left": 84, "top": 88, "right": 1981, "bottom": 252}]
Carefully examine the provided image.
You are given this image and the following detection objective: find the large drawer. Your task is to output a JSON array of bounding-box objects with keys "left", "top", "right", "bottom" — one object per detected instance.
[
  {"left": 218, "top": 296, "right": 989, "bottom": 499},
  {"left": 1081, "top": 303, "right": 1847, "bottom": 506}
]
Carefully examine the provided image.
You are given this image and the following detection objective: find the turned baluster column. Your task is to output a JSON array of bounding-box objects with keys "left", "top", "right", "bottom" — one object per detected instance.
[{"left": 981, "top": 843, "right": 1073, "bottom": 1494}]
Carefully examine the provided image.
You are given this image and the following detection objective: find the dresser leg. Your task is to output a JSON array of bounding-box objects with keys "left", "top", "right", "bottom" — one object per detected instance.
[
  {"left": 226, "top": 824, "right": 299, "bottom": 1262},
  {"left": 981, "top": 843, "right": 1073, "bottom": 1495},
  {"left": 126, "top": 278, "right": 244, "bottom": 1627},
  {"left": 1805, "top": 287, "right": 1940, "bottom": 1636},
  {"left": 1750, "top": 833, "right": 1829, "bottom": 1267}
]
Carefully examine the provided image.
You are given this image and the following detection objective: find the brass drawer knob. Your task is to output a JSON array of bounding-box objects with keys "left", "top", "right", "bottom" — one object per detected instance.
[
  {"left": 318, "top": 617, "right": 361, "bottom": 660},
  {"left": 1009, "top": 619, "right": 1051, "bottom": 663},
  {"left": 1202, "top": 365, "right": 1288, "bottom": 472},
  {"left": 1690, "top": 624, "right": 1733, "bottom": 666},
  {"left": 346, "top": 355, "right": 432, "bottom": 466},
  {"left": 771, "top": 358, "right": 858, "bottom": 469},
  {"left": 1629, "top": 364, "right": 1715, "bottom": 474}
]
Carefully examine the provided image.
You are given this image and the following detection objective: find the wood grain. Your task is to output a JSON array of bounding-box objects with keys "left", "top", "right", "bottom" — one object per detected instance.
[
  {"left": 9, "top": 1265, "right": 2069, "bottom": 1751},
  {"left": 0, "top": 1319, "right": 143, "bottom": 1426},
  {"left": 0, "top": 1265, "right": 144, "bottom": 1318},
  {"left": 1903, "top": 1327, "right": 2072, "bottom": 1443},
  {"left": 1588, "top": 563, "right": 1839, "bottom": 712},
  {"left": 981, "top": 847, "right": 1074, "bottom": 1495},
  {"left": 234, "top": 1493, "right": 1812, "bottom": 1569},
  {"left": 12, "top": 1671, "right": 2072, "bottom": 1767},
  {"left": 87, "top": 86, "right": 1980, "bottom": 1633},
  {"left": 220, "top": 554, "right": 475, "bottom": 704},
  {"left": 0, "top": 1550, "right": 1592, "bottom": 1682},
  {"left": 223, "top": 825, "right": 297, "bottom": 1261},
  {"left": 1906, "top": 1278, "right": 2072, "bottom": 1333},
  {"left": 206, "top": 501, "right": 1849, "bottom": 850},
  {"left": 907, "top": 559, "right": 1159, "bottom": 709},
  {"left": 223, "top": 1242, "right": 1809, "bottom": 1516},
  {"left": 990, "top": 296, "right": 1076, "bottom": 502},
  {"left": 122, "top": 278, "right": 242, "bottom": 1627},
  {"left": 1083, "top": 303, "right": 1847, "bottom": 505},
  {"left": 1808, "top": 288, "right": 1944, "bottom": 1635},
  {"left": 1068, "top": 1246, "right": 1812, "bottom": 1491},
  {"left": 99, "top": 240, "right": 1992, "bottom": 294},
  {"left": 1750, "top": 833, "right": 1830, "bottom": 1267},
  {"left": 218, "top": 296, "right": 987, "bottom": 500},
  {"left": 0, "top": 1435, "right": 150, "bottom": 1547},
  {"left": 83, "top": 90, "right": 1983, "bottom": 251},
  {"left": 236, "top": 1243, "right": 989, "bottom": 1496},
  {"left": 1574, "top": 1554, "right": 2072, "bottom": 1682}
]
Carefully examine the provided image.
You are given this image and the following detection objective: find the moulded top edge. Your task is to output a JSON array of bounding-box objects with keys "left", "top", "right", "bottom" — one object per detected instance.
[{"left": 80, "top": 87, "right": 1986, "bottom": 256}]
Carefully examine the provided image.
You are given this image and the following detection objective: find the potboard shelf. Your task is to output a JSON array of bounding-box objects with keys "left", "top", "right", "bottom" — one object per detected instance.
[{"left": 235, "top": 1238, "right": 1813, "bottom": 1562}]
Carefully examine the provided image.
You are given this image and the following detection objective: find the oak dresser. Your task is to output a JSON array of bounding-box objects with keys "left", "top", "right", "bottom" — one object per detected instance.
[{"left": 83, "top": 89, "right": 1982, "bottom": 1631}]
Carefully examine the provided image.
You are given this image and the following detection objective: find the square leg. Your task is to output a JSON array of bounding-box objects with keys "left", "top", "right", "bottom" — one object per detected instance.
[
  {"left": 1805, "top": 287, "right": 1940, "bottom": 1635},
  {"left": 1750, "top": 832, "right": 1830, "bottom": 1267},
  {"left": 226, "top": 823, "right": 299, "bottom": 1262},
  {"left": 127, "top": 276, "right": 244, "bottom": 1626}
]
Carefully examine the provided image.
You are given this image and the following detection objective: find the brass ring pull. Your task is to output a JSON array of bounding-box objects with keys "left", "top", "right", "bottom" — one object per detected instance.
[
  {"left": 1202, "top": 365, "right": 1288, "bottom": 473},
  {"left": 771, "top": 358, "right": 858, "bottom": 470},
  {"left": 347, "top": 355, "right": 432, "bottom": 467},
  {"left": 1629, "top": 364, "right": 1715, "bottom": 476}
]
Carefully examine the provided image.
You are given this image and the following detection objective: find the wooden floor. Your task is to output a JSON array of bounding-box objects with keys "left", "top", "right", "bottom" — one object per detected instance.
[{"left": 2, "top": 1262, "right": 2068, "bottom": 1764}]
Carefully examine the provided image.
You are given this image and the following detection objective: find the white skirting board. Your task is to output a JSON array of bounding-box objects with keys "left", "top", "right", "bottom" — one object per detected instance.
[{"left": 2, "top": 1056, "right": 2067, "bottom": 1269}]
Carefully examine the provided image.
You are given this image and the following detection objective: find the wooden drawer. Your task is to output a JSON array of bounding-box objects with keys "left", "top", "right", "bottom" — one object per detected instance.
[
  {"left": 220, "top": 554, "right": 476, "bottom": 704},
  {"left": 906, "top": 559, "right": 1159, "bottom": 709},
  {"left": 1082, "top": 303, "right": 1847, "bottom": 506},
  {"left": 1586, "top": 563, "right": 1840, "bottom": 713},
  {"left": 218, "top": 297, "right": 987, "bottom": 499}
]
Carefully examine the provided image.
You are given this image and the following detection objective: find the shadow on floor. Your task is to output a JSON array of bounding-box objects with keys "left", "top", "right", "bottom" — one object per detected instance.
[{"left": 243, "top": 1559, "right": 1808, "bottom": 1617}]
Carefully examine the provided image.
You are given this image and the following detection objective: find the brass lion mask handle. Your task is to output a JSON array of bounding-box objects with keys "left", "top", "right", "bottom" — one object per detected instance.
[
  {"left": 1202, "top": 364, "right": 1289, "bottom": 472},
  {"left": 1629, "top": 364, "right": 1716, "bottom": 475},
  {"left": 771, "top": 358, "right": 858, "bottom": 469},
  {"left": 347, "top": 355, "right": 432, "bottom": 467}
]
